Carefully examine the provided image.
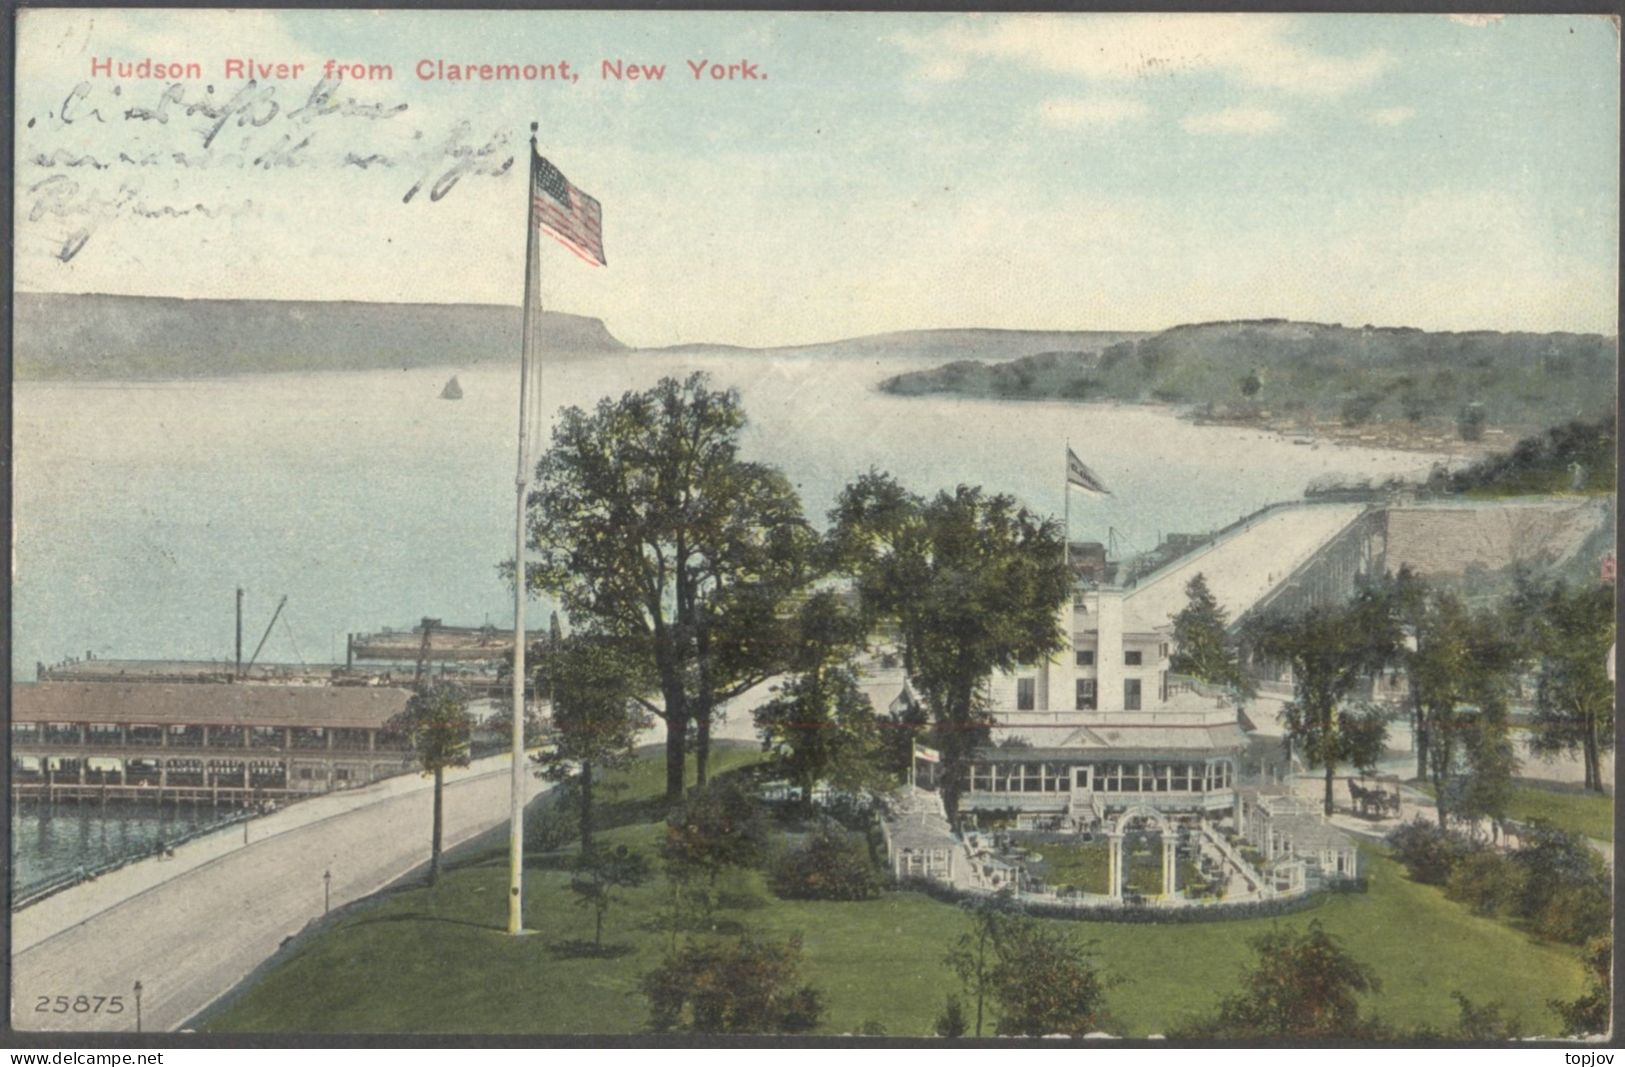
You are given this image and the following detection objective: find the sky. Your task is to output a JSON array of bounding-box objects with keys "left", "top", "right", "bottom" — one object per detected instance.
[{"left": 14, "top": 11, "right": 1621, "bottom": 347}]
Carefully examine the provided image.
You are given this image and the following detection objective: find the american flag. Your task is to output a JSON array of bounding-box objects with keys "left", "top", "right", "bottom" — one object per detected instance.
[{"left": 532, "top": 153, "right": 605, "bottom": 267}]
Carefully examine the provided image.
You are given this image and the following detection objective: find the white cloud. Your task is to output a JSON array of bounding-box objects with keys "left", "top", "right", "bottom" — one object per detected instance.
[
  {"left": 1367, "top": 106, "right": 1416, "bottom": 126},
  {"left": 1038, "top": 96, "right": 1150, "bottom": 129},
  {"left": 1181, "top": 107, "right": 1285, "bottom": 135},
  {"left": 896, "top": 14, "right": 1392, "bottom": 97}
]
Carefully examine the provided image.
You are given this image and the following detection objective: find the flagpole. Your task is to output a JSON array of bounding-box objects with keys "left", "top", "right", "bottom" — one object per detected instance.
[
  {"left": 508, "top": 121, "right": 541, "bottom": 938},
  {"left": 1063, "top": 440, "right": 1071, "bottom": 571}
]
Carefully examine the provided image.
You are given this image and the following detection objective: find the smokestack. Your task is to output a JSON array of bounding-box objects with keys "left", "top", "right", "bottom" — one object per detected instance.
[{"left": 235, "top": 587, "right": 244, "bottom": 678}]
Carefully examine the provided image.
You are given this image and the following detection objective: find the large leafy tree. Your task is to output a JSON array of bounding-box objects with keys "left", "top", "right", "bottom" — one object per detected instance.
[
  {"left": 1174, "top": 920, "right": 1385, "bottom": 1039},
  {"left": 1243, "top": 591, "right": 1400, "bottom": 816},
  {"left": 1510, "top": 577, "right": 1615, "bottom": 793},
  {"left": 385, "top": 681, "right": 475, "bottom": 885},
  {"left": 526, "top": 373, "right": 818, "bottom": 800},
  {"left": 831, "top": 472, "right": 1070, "bottom": 816},
  {"left": 753, "top": 591, "right": 883, "bottom": 812},
  {"left": 1384, "top": 575, "right": 1520, "bottom": 828},
  {"left": 1169, "top": 572, "right": 1255, "bottom": 698},
  {"left": 945, "top": 896, "right": 1107, "bottom": 1038},
  {"left": 534, "top": 634, "right": 653, "bottom": 852}
]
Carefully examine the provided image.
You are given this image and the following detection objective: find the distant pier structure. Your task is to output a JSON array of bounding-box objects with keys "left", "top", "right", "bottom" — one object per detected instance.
[{"left": 11, "top": 682, "right": 417, "bottom": 807}]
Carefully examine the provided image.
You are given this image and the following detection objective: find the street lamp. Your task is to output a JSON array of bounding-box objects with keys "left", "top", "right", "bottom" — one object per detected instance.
[{"left": 132, "top": 980, "right": 142, "bottom": 1033}]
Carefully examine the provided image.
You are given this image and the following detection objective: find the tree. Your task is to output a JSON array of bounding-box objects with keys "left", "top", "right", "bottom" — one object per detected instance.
[
  {"left": 1174, "top": 920, "right": 1385, "bottom": 1039},
  {"left": 1513, "top": 578, "right": 1615, "bottom": 793},
  {"left": 527, "top": 373, "right": 818, "bottom": 800},
  {"left": 1169, "top": 573, "right": 1255, "bottom": 699},
  {"left": 385, "top": 681, "right": 474, "bottom": 885},
  {"left": 568, "top": 844, "right": 651, "bottom": 948},
  {"left": 1550, "top": 938, "right": 1611, "bottom": 1037},
  {"left": 753, "top": 591, "right": 883, "bottom": 813},
  {"left": 767, "top": 820, "right": 882, "bottom": 901},
  {"left": 533, "top": 634, "right": 652, "bottom": 853},
  {"left": 943, "top": 896, "right": 1011, "bottom": 1038},
  {"left": 831, "top": 473, "right": 1070, "bottom": 816},
  {"left": 985, "top": 914, "right": 1108, "bottom": 1037},
  {"left": 640, "top": 933, "right": 824, "bottom": 1034},
  {"left": 660, "top": 775, "right": 770, "bottom": 892},
  {"left": 1384, "top": 575, "right": 1520, "bottom": 828},
  {"left": 1243, "top": 592, "right": 1400, "bottom": 816}
]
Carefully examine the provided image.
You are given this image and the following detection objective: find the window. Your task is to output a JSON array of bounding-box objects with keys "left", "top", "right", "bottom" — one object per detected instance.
[
  {"left": 1124, "top": 678, "right": 1142, "bottom": 710},
  {"left": 1124, "top": 650, "right": 1142, "bottom": 666},
  {"left": 1016, "top": 678, "right": 1035, "bottom": 710},
  {"left": 1075, "top": 649, "right": 1095, "bottom": 667},
  {"left": 1075, "top": 678, "right": 1097, "bottom": 711}
]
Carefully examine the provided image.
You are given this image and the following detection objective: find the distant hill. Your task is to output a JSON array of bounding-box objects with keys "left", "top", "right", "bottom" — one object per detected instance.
[
  {"left": 13, "top": 292, "right": 627, "bottom": 379},
  {"left": 652, "top": 327, "right": 1146, "bottom": 363},
  {"left": 880, "top": 318, "right": 1617, "bottom": 439}
]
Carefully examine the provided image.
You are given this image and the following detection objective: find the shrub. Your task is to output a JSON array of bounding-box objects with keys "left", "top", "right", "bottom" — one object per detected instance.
[
  {"left": 934, "top": 995, "right": 969, "bottom": 1038},
  {"left": 1510, "top": 821, "right": 1611, "bottom": 943},
  {"left": 1443, "top": 849, "right": 1523, "bottom": 917},
  {"left": 1386, "top": 818, "right": 1469, "bottom": 885},
  {"left": 641, "top": 933, "right": 824, "bottom": 1034},
  {"left": 1551, "top": 938, "right": 1612, "bottom": 1037},
  {"left": 769, "top": 823, "right": 883, "bottom": 901}
]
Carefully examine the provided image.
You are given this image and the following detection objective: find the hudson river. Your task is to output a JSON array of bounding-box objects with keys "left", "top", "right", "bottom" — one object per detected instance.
[{"left": 13, "top": 348, "right": 1444, "bottom": 884}]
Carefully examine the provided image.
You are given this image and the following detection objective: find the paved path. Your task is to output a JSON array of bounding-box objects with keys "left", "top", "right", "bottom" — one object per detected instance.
[
  {"left": 11, "top": 754, "right": 547, "bottom": 1034},
  {"left": 1123, "top": 503, "right": 1366, "bottom": 630},
  {"left": 12, "top": 704, "right": 767, "bottom": 1035}
]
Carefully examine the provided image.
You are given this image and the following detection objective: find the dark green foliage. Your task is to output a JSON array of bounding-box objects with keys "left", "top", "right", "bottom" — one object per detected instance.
[
  {"left": 1510, "top": 822, "right": 1611, "bottom": 943},
  {"left": 1169, "top": 573, "right": 1255, "bottom": 698},
  {"left": 1243, "top": 591, "right": 1400, "bottom": 816},
  {"left": 1386, "top": 819, "right": 1471, "bottom": 885},
  {"left": 944, "top": 896, "right": 1107, "bottom": 1037},
  {"left": 386, "top": 681, "right": 474, "bottom": 885},
  {"left": 534, "top": 635, "right": 653, "bottom": 852},
  {"left": 528, "top": 372, "right": 819, "bottom": 800},
  {"left": 934, "top": 995, "right": 969, "bottom": 1038},
  {"left": 568, "top": 845, "right": 651, "bottom": 946},
  {"left": 879, "top": 320, "right": 1614, "bottom": 437},
  {"left": 1511, "top": 578, "right": 1615, "bottom": 793},
  {"left": 1450, "top": 992, "right": 1524, "bottom": 1040},
  {"left": 754, "top": 592, "right": 884, "bottom": 809},
  {"left": 1173, "top": 920, "right": 1385, "bottom": 1040},
  {"left": 1447, "top": 416, "right": 1616, "bottom": 496},
  {"left": 768, "top": 823, "right": 882, "bottom": 901},
  {"left": 640, "top": 933, "right": 824, "bottom": 1034},
  {"left": 1379, "top": 570, "right": 1521, "bottom": 828},
  {"left": 1550, "top": 939, "right": 1612, "bottom": 1037},
  {"left": 985, "top": 915, "right": 1109, "bottom": 1036},
  {"left": 831, "top": 472, "right": 1070, "bottom": 816},
  {"left": 661, "top": 776, "right": 771, "bottom": 887},
  {"left": 1457, "top": 403, "right": 1487, "bottom": 441},
  {"left": 1443, "top": 849, "right": 1524, "bottom": 918}
]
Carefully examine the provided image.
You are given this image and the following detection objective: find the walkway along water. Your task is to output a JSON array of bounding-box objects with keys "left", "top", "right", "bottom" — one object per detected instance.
[{"left": 12, "top": 752, "right": 549, "bottom": 1034}]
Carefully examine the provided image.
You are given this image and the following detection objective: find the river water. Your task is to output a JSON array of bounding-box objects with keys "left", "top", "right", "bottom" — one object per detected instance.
[{"left": 12, "top": 348, "right": 1445, "bottom": 885}]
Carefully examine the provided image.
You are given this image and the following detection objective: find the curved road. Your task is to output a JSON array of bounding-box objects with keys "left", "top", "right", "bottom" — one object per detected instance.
[{"left": 12, "top": 755, "right": 547, "bottom": 1034}]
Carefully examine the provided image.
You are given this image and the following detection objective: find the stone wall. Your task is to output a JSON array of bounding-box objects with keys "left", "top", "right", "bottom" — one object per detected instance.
[{"left": 1380, "top": 499, "right": 1609, "bottom": 578}]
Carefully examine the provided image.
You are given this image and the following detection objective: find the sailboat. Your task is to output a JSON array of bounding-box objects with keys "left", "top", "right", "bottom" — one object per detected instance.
[{"left": 440, "top": 375, "right": 463, "bottom": 400}]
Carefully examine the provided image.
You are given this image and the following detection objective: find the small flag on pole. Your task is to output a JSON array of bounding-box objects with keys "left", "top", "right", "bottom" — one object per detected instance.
[
  {"left": 532, "top": 152, "right": 606, "bottom": 267},
  {"left": 1066, "top": 446, "right": 1110, "bottom": 496},
  {"left": 914, "top": 744, "right": 941, "bottom": 764}
]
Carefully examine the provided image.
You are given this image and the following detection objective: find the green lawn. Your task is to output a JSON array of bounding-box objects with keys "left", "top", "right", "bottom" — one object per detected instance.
[
  {"left": 1506, "top": 784, "right": 1614, "bottom": 842},
  {"left": 202, "top": 749, "right": 1590, "bottom": 1037},
  {"left": 1032, "top": 842, "right": 1205, "bottom": 897},
  {"left": 1414, "top": 779, "right": 1613, "bottom": 842}
]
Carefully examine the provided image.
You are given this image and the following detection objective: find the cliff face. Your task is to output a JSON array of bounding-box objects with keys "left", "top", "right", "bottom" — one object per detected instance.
[{"left": 13, "top": 292, "right": 627, "bottom": 379}]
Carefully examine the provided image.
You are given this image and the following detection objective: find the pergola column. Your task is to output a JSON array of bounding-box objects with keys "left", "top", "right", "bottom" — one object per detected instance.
[
  {"left": 1107, "top": 831, "right": 1124, "bottom": 900},
  {"left": 1162, "top": 836, "right": 1177, "bottom": 898}
]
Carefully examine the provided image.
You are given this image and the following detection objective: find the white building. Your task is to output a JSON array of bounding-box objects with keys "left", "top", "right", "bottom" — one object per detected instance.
[{"left": 960, "top": 585, "right": 1250, "bottom": 829}]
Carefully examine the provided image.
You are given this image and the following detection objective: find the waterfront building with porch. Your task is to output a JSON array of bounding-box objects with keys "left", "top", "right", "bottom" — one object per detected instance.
[{"left": 11, "top": 682, "right": 417, "bottom": 805}]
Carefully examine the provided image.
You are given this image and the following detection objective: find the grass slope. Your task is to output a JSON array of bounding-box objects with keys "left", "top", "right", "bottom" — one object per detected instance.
[{"left": 202, "top": 750, "right": 1588, "bottom": 1037}]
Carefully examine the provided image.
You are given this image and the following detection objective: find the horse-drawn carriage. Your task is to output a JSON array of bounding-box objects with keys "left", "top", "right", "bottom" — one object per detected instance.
[{"left": 1347, "top": 777, "right": 1401, "bottom": 819}]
